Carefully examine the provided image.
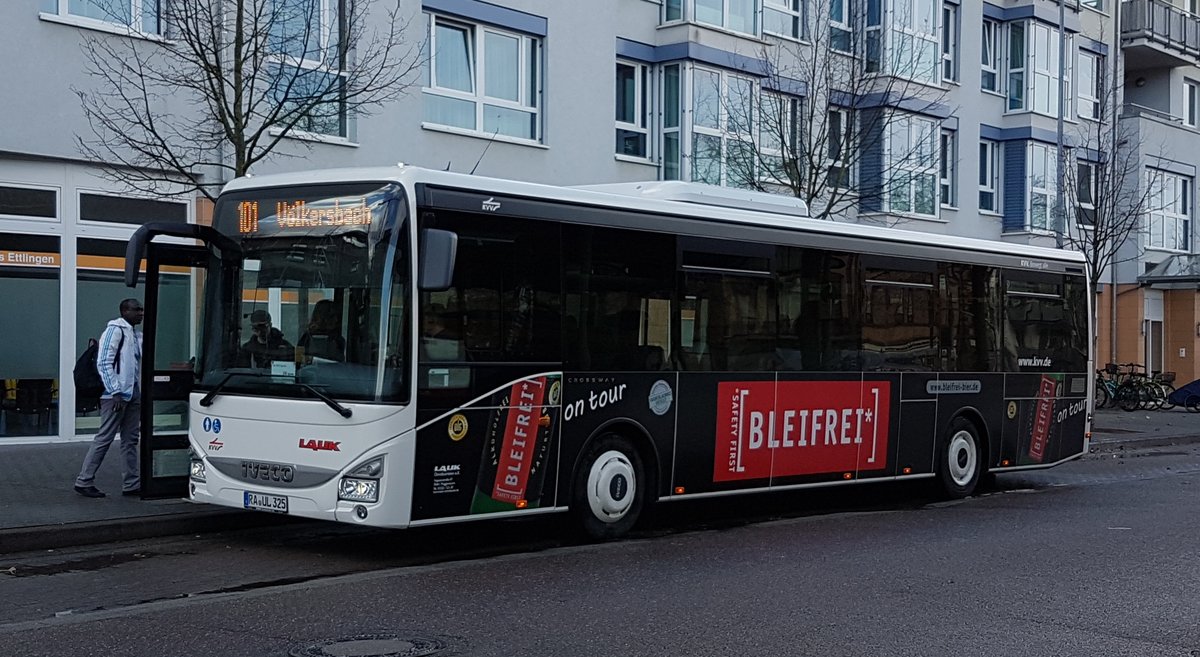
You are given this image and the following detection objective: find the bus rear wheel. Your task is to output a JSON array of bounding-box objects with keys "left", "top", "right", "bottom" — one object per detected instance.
[
  {"left": 571, "top": 434, "right": 645, "bottom": 540},
  {"left": 937, "top": 417, "right": 983, "bottom": 499}
]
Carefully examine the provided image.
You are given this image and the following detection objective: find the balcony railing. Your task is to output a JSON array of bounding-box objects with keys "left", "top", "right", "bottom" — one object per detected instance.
[
  {"left": 1121, "top": 102, "right": 1183, "bottom": 124},
  {"left": 1122, "top": 0, "right": 1200, "bottom": 58}
]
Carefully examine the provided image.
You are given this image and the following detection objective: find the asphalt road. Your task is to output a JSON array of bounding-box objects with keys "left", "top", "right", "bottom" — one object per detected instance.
[{"left": 2, "top": 442, "right": 1199, "bottom": 657}]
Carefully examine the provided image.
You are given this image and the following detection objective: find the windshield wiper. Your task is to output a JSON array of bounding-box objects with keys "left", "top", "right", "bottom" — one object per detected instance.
[
  {"left": 299, "top": 383, "right": 354, "bottom": 418},
  {"left": 199, "top": 370, "right": 265, "bottom": 407},
  {"left": 199, "top": 370, "right": 352, "bottom": 418}
]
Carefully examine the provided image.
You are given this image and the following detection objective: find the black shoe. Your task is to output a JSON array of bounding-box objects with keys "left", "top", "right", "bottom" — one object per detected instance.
[
  {"left": 74, "top": 485, "right": 106, "bottom": 498},
  {"left": 121, "top": 488, "right": 141, "bottom": 497}
]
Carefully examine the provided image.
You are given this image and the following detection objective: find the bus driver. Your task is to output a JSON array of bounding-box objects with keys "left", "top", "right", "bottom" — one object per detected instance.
[{"left": 239, "top": 309, "right": 295, "bottom": 368}]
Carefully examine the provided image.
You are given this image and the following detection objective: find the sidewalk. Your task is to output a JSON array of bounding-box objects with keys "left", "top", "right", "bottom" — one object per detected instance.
[
  {"left": 0, "top": 408, "right": 1196, "bottom": 554},
  {"left": 1088, "top": 406, "right": 1200, "bottom": 448},
  {"left": 0, "top": 441, "right": 283, "bottom": 554}
]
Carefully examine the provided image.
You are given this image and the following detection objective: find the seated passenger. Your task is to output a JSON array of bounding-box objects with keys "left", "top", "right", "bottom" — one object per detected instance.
[
  {"left": 297, "top": 299, "right": 346, "bottom": 362},
  {"left": 239, "top": 309, "right": 295, "bottom": 368},
  {"left": 421, "top": 304, "right": 464, "bottom": 361}
]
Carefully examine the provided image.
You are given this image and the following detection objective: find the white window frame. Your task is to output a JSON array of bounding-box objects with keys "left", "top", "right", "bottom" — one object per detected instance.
[
  {"left": 45, "top": 0, "right": 164, "bottom": 34},
  {"left": 1186, "top": 79, "right": 1199, "bottom": 128},
  {"left": 423, "top": 14, "right": 543, "bottom": 144},
  {"left": 1078, "top": 51, "right": 1102, "bottom": 121},
  {"left": 888, "top": 0, "right": 940, "bottom": 84},
  {"left": 940, "top": 128, "right": 956, "bottom": 207},
  {"left": 1028, "top": 142, "right": 1059, "bottom": 231},
  {"left": 689, "top": 66, "right": 758, "bottom": 187},
  {"left": 1076, "top": 160, "right": 1097, "bottom": 227},
  {"left": 616, "top": 60, "right": 652, "bottom": 160},
  {"left": 981, "top": 19, "right": 1000, "bottom": 93},
  {"left": 764, "top": 0, "right": 805, "bottom": 40},
  {"left": 665, "top": 0, "right": 684, "bottom": 21},
  {"left": 827, "top": 107, "right": 854, "bottom": 189},
  {"left": 759, "top": 91, "right": 799, "bottom": 185},
  {"left": 830, "top": 0, "right": 852, "bottom": 53},
  {"left": 941, "top": 3, "right": 958, "bottom": 83},
  {"left": 865, "top": 0, "right": 883, "bottom": 72},
  {"left": 979, "top": 139, "right": 999, "bottom": 212},
  {"left": 693, "top": 0, "right": 760, "bottom": 35},
  {"left": 1014, "top": 21, "right": 1072, "bottom": 118},
  {"left": 269, "top": 0, "right": 351, "bottom": 139},
  {"left": 886, "top": 112, "right": 939, "bottom": 217},
  {"left": 1007, "top": 22, "right": 1025, "bottom": 111},
  {"left": 663, "top": 63, "right": 683, "bottom": 180},
  {"left": 1146, "top": 169, "right": 1191, "bottom": 252}
]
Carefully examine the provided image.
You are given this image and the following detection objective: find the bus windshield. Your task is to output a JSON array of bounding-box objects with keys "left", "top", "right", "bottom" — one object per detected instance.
[{"left": 202, "top": 182, "right": 409, "bottom": 403}]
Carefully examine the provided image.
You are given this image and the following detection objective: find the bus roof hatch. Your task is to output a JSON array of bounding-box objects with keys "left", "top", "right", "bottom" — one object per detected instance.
[{"left": 575, "top": 181, "right": 810, "bottom": 219}]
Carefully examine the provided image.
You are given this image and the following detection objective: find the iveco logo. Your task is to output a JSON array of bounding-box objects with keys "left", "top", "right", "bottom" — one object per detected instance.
[
  {"left": 240, "top": 460, "right": 295, "bottom": 483},
  {"left": 481, "top": 197, "right": 501, "bottom": 212}
]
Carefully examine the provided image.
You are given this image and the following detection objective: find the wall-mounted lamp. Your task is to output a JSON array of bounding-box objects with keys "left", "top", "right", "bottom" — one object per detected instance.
[
  {"left": 1135, "top": 77, "right": 1148, "bottom": 87},
  {"left": 1195, "top": 322, "right": 1200, "bottom": 337}
]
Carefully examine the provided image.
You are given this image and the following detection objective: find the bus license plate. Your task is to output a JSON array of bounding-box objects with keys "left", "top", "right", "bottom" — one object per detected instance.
[{"left": 244, "top": 491, "right": 288, "bottom": 514}]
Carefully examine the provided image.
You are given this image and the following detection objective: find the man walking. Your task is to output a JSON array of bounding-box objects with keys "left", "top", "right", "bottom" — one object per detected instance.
[{"left": 74, "top": 299, "right": 144, "bottom": 498}]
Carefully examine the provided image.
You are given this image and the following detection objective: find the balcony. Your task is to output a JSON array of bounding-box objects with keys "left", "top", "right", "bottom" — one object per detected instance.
[{"left": 1122, "top": 0, "right": 1200, "bottom": 70}]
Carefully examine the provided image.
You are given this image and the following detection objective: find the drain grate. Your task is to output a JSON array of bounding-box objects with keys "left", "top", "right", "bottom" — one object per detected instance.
[{"left": 290, "top": 633, "right": 461, "bottom": 657}]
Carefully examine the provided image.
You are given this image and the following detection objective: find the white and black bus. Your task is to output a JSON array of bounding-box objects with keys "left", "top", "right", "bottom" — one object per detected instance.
[{"left": 127, "top": 165, "right": 1092, "bottom": 538}]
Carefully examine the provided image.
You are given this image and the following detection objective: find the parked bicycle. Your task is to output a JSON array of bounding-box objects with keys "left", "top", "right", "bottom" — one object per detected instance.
[
  {"left": 1094, "top": 364, "right": 1120, "bottom": 409},
  {"left": 1107, "top": 363, "right": 1176, "bottom": 412}
]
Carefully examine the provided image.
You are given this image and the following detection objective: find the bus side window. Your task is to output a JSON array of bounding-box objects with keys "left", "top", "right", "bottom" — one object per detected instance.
[
  {"left": 564, "top": 225, "right": 675, "bottom": 372},
  {"left": 681, "top": 273, "right": 777, "bottom": 372}
]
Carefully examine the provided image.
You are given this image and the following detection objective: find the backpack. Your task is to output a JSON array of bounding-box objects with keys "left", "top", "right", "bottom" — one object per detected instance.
[
  {"left": 73, "top": 338, "right": 104, "bottom": 406},
  {"left": 73, "top": 332, "right": 125, "bottom": 404}
]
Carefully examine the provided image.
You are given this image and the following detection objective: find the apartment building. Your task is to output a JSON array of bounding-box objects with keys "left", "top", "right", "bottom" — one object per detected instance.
[{"left": 0, "top": 0, "right": 1196, "bottom": 442}]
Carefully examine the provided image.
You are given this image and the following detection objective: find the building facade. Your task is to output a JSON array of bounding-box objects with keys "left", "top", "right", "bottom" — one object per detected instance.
[{"left": 0, "top": 0, "right": 1197, "bottom": 442}]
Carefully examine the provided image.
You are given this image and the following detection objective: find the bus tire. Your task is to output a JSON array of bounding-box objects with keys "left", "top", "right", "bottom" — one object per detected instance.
[
  {"left": 937, "top": 417, "right": 983, "bottom": 499},
  {"left": 571, "top": 433, "right": 645, "bottom": 540}
]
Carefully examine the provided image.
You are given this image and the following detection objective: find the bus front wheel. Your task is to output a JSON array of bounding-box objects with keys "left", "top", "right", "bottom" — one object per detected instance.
[
  {"left": 937, "top": 417, "right": 983, "bottom": 498},
  {"left": 571, "top": 434, "right": 645, "bottom": 540}
]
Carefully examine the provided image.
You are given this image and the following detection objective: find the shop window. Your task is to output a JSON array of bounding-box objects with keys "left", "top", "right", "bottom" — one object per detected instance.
[
  {"left": 0, "top": 233, "right": 60, "bottom": 438},
  {"left": 0, "top": 185, "right": 56, "bottom": 219},
  {"left": 79, "top": 193, "right": 187, "bottom": 226}
]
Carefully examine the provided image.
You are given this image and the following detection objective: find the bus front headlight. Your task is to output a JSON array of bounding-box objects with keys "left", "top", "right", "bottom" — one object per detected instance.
[
  {"left": 339, "top": 457, "right": 382, "bottom": 503},
  {"left": 339, "top": 478, "right": 379, "bottom": 503},
  {"left": 190, "top": 454, "right": 207, "bottom": 482}
]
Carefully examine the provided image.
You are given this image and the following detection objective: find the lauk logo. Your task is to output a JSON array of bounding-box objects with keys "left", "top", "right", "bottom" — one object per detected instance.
[
  {"left": 299, "top": 439, "right": 341, "bottom": 452},
  {"left": 714, "top": 380, "right": 891, "bottom": 482}
]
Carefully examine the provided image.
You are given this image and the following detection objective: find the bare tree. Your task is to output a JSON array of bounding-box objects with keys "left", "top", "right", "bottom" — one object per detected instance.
[
  {"left": 716, "top": 1, "right": 952, "bottom": 222},
  {"left": 75, "top": 0, "right": 422, "bottom": 202},
  {"left": 1061, "top": 85, "right": 1169, "bottom": 318}
]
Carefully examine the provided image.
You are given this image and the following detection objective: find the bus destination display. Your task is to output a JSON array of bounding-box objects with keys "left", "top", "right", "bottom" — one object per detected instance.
[{"left": 238, "top": 198, "right": 373, "bottom": 234}]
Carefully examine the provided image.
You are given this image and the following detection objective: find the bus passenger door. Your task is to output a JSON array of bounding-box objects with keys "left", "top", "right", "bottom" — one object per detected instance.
[{"left": 137, "top": 244, "right": 208, "bottom": 499}]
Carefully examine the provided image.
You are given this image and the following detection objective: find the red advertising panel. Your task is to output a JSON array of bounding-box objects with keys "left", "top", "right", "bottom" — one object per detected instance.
[
  {"left": 490, "top": 377, "right": 547, "bottom": 502},
  {"left": 713, "top": 380, "right": 891, "bottom": 482},
  {"left": 1028, "top": 374, "right": 1057, "bottom": 463}
]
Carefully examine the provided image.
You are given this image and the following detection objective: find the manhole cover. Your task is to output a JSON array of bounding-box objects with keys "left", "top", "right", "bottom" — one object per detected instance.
[{"left": 290, "top": 633, "right": 459, "bottom": 657}]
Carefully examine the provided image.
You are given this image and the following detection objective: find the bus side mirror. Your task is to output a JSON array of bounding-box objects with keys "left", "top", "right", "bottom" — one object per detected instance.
[{"left": 418, "top": 228, "right": 457, "bottom": 291}]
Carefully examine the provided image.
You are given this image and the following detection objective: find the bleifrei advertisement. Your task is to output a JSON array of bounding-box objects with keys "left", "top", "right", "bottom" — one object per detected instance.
[{"left": 713, "top": 380, "right": 891, "bottom": 481}]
